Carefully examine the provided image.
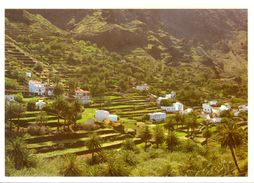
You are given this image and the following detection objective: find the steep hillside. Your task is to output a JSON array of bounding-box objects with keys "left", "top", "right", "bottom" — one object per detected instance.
[{"left": 5, "top": 9, "right": 248, "bottom": 100}]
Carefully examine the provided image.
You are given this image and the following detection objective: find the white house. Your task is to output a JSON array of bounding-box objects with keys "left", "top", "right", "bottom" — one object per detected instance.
[
  {"left": 157, "top": 97, "right": 167, "bottom": 105},
  {"left": 211, "top": 117, "right": 222, "bottom": 123},
  {"left": 209, "top": 100, "right": 218, "bottom": 106},
  {"left": 26, "top": 72, "right": 32, "bottom": 78},
  {"left": 202, "top": 103, "right": 212, "bottom": 113},
  {"left": 75, "top": 87, "right": 91, "bottom": 105},
  {"left": 95, "top": 110, "right": 109, "bottom": 121},
  {"left": 136, "top": 83, "right": 149, "bottom": 91},
  {"left": 5, "top": 95, "right": 15, "bottom": 103},
  {"left": 149, "top": 112, "right": 166, "bottom": 122},
  {"left": 36, "top": 100, "right": 46, "bottom": 110},
  {"left": 173, "top": 102, "right": 184, "bottom": 112},
  {"left": 109, "top": 114, "right": 118, "bottom": 122},
  {"left": 238, "top": 105, "right": 248, "bottom": 112},
  {"left": 234, "top": 111, "right": 240, "bottom": 117},
  {"left": 29, "top": 80, "right": 46, "bottom": 96},
  {"left": 220, "top": 104, "right": 231, "bottom": 111},
  {"left": 165, "top": 91, "right": 176, "bottom": 99},
  {"left": 183, "top": 108, "right": 193, "bottom": 114},
  {"left": 161, "top": 102, "right": 184, "bottom": 113},
  {"left": 161, "top": 106, "right": 176, "bottom": 112},
  {"left": 200, "top": 113, "right": 211, "bottom": 121}
]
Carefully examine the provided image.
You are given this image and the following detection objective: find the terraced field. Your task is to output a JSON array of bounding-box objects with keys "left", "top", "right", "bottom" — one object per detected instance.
[{"left": 91, "top": 92, "right": 163, "bottom": 122}]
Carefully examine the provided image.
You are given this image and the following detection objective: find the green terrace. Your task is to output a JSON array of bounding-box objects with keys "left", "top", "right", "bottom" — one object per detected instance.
[
  {"left": 27, "top": 133, "right": 123, "bottom": 153},
  {"left": 26, "top": 128, "right": 116, "bottom": 143},
  {"left": 37, "top": 138, "right": 142, "bottom": 159}
]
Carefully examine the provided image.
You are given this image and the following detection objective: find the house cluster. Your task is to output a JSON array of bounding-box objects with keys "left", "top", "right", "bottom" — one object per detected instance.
[
  {"left": 156, "top": 91, "right": 176, "bottom": 105},
  {"left": 74, "top": 87, "right": 91, "bottom": 105},
  {"left": 135, "top": 83, "right": 149, "bottom": 91},
  {"left": 234, "top": 104, "right": 248, "bottom": 117},
  {"left": 201, "top": 100, "right": 232, "bottom": 123},
  {"left": 95, "top": 110, "right": 118, "bottom": 122},
  {"left": 28, "top": 80, "right": 54, "bottom": 96}
]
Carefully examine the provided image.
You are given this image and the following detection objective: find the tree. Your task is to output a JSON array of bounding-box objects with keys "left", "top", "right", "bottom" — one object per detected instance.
[
  {"left": 153, "top": 125, "right": 165, "bottom": 148},
  {"left": 166, "top": 132, "right": 179, "bottom": 152},
  {"left": 5, "top": 102, "right": 25, "bottom": 132},
  {"left": 36, "top": 111, "right": 48, "bottom": 125},
  {"left": 218, "top": 121, "right": 245, "bottom": 173},
  {"left": 86, "top": 133, "right": 102, "bottom": 164},
  {"left": 139, "top": 126, "right": 152, "bottom": 151},
  {"left": 200, "top": 119, "right": 212, "bottom": 146},
  {"left": 160, "top": 99, "right": 174, "bottom": 106},
  {"left": 70, "top": 100, "right": 83, "bottom": 128},
  {"left": 175, "top": 113, "right": 183, "bottom": 128},
  {"left": 184, "top": 114, "right": 197, "bottom": 139},
  {"left": 164, "top": 117, "right": 176, "bottom": 135},
  {"left": 15, "top": 93, "right": 23, "bottom": 103},
  {"left": 59, "top": 155, "right": 83, "bottom": 176},
  {"left": 189, "top": 116, "right": 199, "bottom": 140},
  {"left": 122, "top": 138, "right": 137, "bottom": 152},
  {"left": 6, "top": 137, "right": 36, "bottom": 170},
  {"left": 54, "top": 83, "right": 64, "bottom": 96},
  {"left": 33, "top": 62, "right": 43, "bottom": 73},
  {"left": 67, "top": 79, "right": 78, "bottom": 96},
  {"left": 52, "top": 96, "right": 67, "bottom": 131}
]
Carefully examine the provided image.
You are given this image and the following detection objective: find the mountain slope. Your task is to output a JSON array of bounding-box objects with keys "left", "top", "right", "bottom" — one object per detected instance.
[{"left": 5, "top": 9, "right": 248, "bottom": 100}]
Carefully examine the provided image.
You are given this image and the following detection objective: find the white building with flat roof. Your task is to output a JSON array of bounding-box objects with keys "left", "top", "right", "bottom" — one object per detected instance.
[
  {"left": 202, "top": 103, "right": 212, "bottom": 113},
  {"left": 149, "top": 112, "right": 166, "bottom": 122},
  {"left": 95, "top": 110, "right": 109, "bottom": 122},
  {"left": 29, "top": 80, "right": 46, "bottom": 96},
  {"left": 109, "top": 114, "right": 118, "bottom": 122}
]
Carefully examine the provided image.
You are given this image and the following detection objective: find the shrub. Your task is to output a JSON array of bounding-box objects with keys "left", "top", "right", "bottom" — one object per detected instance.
[
  {"left": 27, "top": 102, "right": 36, "bottom": 111},
  {"left": 33, "top": 62, "right": 43, "bottom": 73},
  {"left": 5, "top": 78, "right": 19, "bottom": 90},
  {"left": 27, "top": 124, "right": 51, "bottom": 136},
  {"left": 160, "top": 99, "right": 174, "bottom": 106},
  {"left": 122, "top": 139, "right": 138, "bottom": 152},
  {"left": 15, "top": 93, "right": 24, "bottom": 103},
  {"left": 131, "top": 158, "right": 175, "bottom": 176},
  {"left": 79, "top": 122, "right": 99, "bottom": 131}
]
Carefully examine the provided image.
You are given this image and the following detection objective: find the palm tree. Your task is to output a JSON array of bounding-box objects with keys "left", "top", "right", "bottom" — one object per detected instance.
[
  {"left": 183, "top": 114, "right": 192, "bottom": 138},
  {"left": 70, "top": 100, "right": 82, "bottom": 128},
  {"left": 36, "top": 111, "right": 48, "bottom": 125},
  {"left": 200, "top": 119, "right": 212, "bottom": 146},
  {"left": 184, "top": 114, "right": 197, "bottom": 139},
  {"left": 153, "top": 125, "right": 165, "bottom": 148},
  {"left": 164, "top": 117, "right": 176, "bottom": 135},
  {"left": 61, "top": 102, "right": 71, "bottom": 131},
  {"left": 52, "top": 96, "right": 67, "bottom": 132},
  {"left": 175, "top": 113, "right": 183, "bottom": 128},
  {"left": 122, "top": 138, "right": 137, "bottom": 151},
  {"left": 6, "top": 137, "right": 35, "bottom": 170},
  {"left": 67, "top": 79, "right": 78, "bottom": 96},
  {"left": 86, "top": 133, "right": 102, "bottom": 164},
  {"left": 218, "top": 121, "right": 245, "bottom": 173},
  {"left": 166, "top": 132, "right": 179, "bottom": 152},
  {"left": 59, "top": 155, "right": 83, "bottom": 176},
  {"left": 139, "top": 126, "right": 152, "bottom": 151}
]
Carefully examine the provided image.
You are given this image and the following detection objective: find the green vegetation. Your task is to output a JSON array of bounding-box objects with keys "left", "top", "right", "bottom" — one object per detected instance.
[{"left": 5, "top": 9, "right": 247, "bottom": 177}]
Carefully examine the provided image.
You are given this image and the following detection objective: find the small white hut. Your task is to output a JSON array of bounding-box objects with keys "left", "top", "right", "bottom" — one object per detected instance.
[
  {"left": 109, "top": 114, "right": 118, "bottom": 122},
  {"left": 36, "top": 100, "right": 46, "bottom": 110},
  {"left": 95, "top": 110, "right": 109, "bottom": 121}
]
